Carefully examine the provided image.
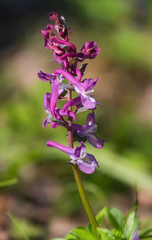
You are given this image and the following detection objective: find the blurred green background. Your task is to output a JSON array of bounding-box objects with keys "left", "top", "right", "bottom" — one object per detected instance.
[{"left": 0, "top": 0, "right": 152, "bottom": 239}]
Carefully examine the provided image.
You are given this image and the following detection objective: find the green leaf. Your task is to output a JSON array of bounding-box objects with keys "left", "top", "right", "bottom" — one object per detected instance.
[
  {"left": 124, "top": 211, "right": 140, "bottom": 239},
  {"left": 141, "top": 238, "right": 152, "bottom": 240},
  {"left": 96, "top": 207, "right": 107, "bottom": 226},
  {"left": 8, "top": 213, "right": 30, "bottom": 240},
  {"left": 65, "top": 232, "right": 78, "bottom": 240},
  {"left": 139, "top": 228, "right": 152, "bottom": 238},
  {"left": 70, "top": 227, "right": 97, "bottom": 240},
  {"left": 106, "top": 208, "right": 124, "bottom": 229},
  {"left": 0, "top": 178, "right": 18, "bottom": 188},
  {"left": 95, "top": 149, "right": 152, "bottom": 194},
  {"left": 51, "top": 238, "right": 66, "bottom": 240},
  {"left": 97, "top": 228, "right": 108, "bottom": 240}
]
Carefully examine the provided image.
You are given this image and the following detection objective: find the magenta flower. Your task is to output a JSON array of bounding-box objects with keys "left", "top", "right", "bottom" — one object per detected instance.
[
  {"left": 38, "top": 71, "right": 74, "bottom": 118},
  {"left": 43, "top": 92, "right": 76, "bottom": 128},
  {"left": 60, "top": 41, "right": 100, "bottom": 62},
  {"left": 72, "top": 112, "right": 105, "bottom": 149},
  {"left": 41, "top": 24, "right": 76, "bottom": 53},
  {"left": 54, "top": 69, "right": 99, "bottom": 109},
  {"left": 50, "top": 77, "right": 75, "bottom": 117},
  {"left": 49, "top": 12, "right": 71, "bottom": 41},
  {"left": 62, "top": 97, "right": 82, "bottom": 112},
  {"left": 81, "top": 41, "right": 100, "bottom": 59},
  {"left": 46, "top": 141, "right": 99, "bottom": 174},
  {"left": 38, "top": 71, "right": 56, "bottom": 82}
]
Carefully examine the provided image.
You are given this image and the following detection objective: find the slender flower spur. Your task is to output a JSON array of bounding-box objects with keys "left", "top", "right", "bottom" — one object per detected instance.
[{"left": 38, "top": 11, "right": 104, "bottom": 174}]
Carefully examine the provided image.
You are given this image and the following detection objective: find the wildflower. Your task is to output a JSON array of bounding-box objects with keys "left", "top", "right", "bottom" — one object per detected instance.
[
  {"left": 60, "top": 41, "right": 100, "bottom": 62},
  {"left": 38, "top": 72, "right": 74, "bottom": 118},
  {"left": 43, "top": 92, "right": 76, "bottom": 128},
  {"left": 39, "top": 12, "right": 104, "bottom": 174},
  {"left": 49, "top": 12, "right": 71, "bottom": 41},
  {"left": 54, "top": 69, "right": 99, "bottom": 109},
  {"left": 38, "top": 71, "right": 56, "bottom": 82},
  {"left": 46, "top": 141, "right": 99, "bottom": 174},
  {"left": 72, "top": 112, "right": 105, "bottom": 148},
  {"left": 81, "top": 41, "right": 100, "bottom": 59}
]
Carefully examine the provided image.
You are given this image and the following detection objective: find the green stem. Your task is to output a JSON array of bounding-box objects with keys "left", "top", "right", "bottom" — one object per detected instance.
[
  {"left": 67, "top": 89, "right": 98, "bottom": 234},
  {"left": 72, "top": 164, "right": 98, "bottom": 233}
]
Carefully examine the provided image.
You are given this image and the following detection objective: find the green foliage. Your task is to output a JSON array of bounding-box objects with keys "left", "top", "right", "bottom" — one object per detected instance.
[
  {"left": 94, "top": 148, "right": 152, "bottom": 194},
  {"left": 0, "top": 178, "right": 18, "bottom": 188},
  {"left": 97, "top": 228, "right": 108, "bottom": 240},
  {"left": 66, "top": 0, "right": 131, "bottom": 28},
  {"left": 60, "top": 206, "right": 151, "bottom": 240},
  {"left": 139, "top": 228, "right": 152, "bottom": 239},
  {"left": 8, "top": 206, "right": 152, "bottom": 240},
  {"left": 67, "top": 227, "right": 97, "bottom": 240},
  {"left": 95, "top": 207, "right": 107, "bottom": 226},
  {"left": 8, "top": 213, "right": 44, "bottom": 240},
  {"left": 110, "top": 28, "right": 152, "bottom": 72},
  {"left": 124, "top": 212, "right": 140, "bottom": 240},
  {"left": 51, "top": 239, "right": 66, "bottom": 240},
  {"left": 106, "top": 208, "right": 124, "bottom": 229},
  {"left": 8, "top": 213, "right": 30, "bottom": 240}
]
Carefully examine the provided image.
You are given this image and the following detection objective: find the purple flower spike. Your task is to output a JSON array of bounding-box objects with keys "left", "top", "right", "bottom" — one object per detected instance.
[
  {"left": 46, "top": 141, "right": 99, "bottom": 174},
  {"left": 39, "top": 12, "right": 104, "bottom": 175},
  {"left": 81, "top": 41, "right": 100, "bottom": 59}
]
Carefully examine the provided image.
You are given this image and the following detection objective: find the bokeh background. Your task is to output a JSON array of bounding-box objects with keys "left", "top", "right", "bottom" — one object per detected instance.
[{"left": 0, "top": 0, "right": 152, "bottom": 239}]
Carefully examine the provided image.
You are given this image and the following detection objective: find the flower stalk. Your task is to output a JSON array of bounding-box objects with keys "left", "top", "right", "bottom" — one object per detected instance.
[
  {"left": 67, "top": 89, "right": 98, "bottom": 234},
  {"left": 72, "top": 164, "right": 98, "bottom": 233},
  {"left": 38, "top": 11, "right": 105, "bottom": 234}
]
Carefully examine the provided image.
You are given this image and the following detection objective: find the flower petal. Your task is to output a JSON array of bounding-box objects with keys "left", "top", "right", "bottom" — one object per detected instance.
[
  {"left": 87, "top": 134, "right": 105, "bottom": 149},
  {"left": 50, "top": 79, "right": 60, "bottom": 117},
  {"left": 86, "top": 111, "right": 95, "bottom": 125},
  {"left": 38, "top": 71, "right": 56, "bottom": 82},
  {"left": 63, "top": 97, "right": 81, "bottom": 112},
  {"left": 78, "top": 153, "right": 99, "bottom": 174},
  {"left": 54, "top": 69, "right": 83, "bottom": 90},
  {"left": 81, "top": 41, "right": 100, "bottom": 59},
  {"left": 80, "top": 95, "right": 97, "bottom": 109},
  {"left": 44, "top": 92, "right": 51, "bottom": 111}
]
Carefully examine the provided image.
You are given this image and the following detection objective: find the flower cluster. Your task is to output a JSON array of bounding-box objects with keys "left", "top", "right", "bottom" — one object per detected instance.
[{"left": 38, "top": 12, "right": 105, "bottom": 174}]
